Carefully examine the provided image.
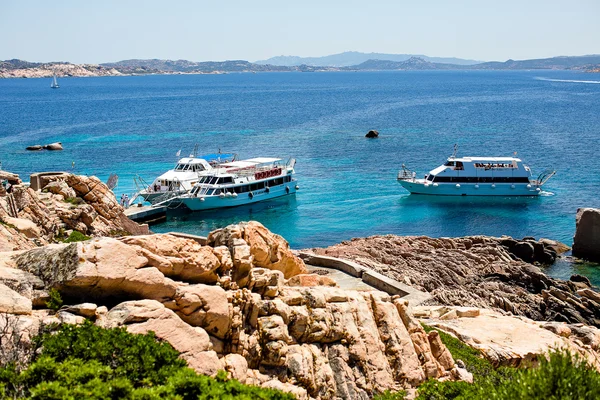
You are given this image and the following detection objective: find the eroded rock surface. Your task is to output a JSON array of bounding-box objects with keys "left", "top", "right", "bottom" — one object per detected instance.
[
  {"left": 0, "top": 223, "right": 459, "bottom": 398},
  {"left": 418, "top": 306, "right": 600, "bottom": 370},
  {"left": 312, "top": 235, "right": 600, "bottom": 327},
  {"left": 0, "top": 171, "right": 149, "bottom": 251}
]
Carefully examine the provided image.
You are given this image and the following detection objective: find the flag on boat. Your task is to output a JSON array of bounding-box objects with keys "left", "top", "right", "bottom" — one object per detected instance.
[{"left": 176, "top": 149, "right": 181, "bottom": 157}]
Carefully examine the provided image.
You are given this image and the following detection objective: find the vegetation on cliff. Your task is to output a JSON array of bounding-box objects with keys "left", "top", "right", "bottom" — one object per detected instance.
[
  {"left": 0, "top": 322, "right": 294, "bottom": 400},
  {"left": 414, "top": 326, "right": 600, "bottom": 400}
]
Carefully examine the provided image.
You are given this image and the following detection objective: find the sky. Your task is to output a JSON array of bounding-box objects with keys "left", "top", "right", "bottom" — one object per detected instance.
[{"left": 1, "top": 0, "right": 599, "bottom": 64}]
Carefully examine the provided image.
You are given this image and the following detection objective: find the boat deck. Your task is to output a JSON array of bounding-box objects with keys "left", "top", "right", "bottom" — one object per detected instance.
[{"left": 124, "top": 205, "right": 167, "bottom": 224}]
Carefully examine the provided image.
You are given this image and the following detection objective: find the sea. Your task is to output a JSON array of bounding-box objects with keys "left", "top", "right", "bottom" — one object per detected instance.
[{"left": 1, "top": 70, "right": 599, "bottom": 283}]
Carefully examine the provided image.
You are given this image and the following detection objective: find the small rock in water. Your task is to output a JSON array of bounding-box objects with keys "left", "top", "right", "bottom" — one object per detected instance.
[
  {"left": 365, "top": 130, "right": 379, "bottom": 138},
  {"left": 570, "top": 274, "right": 591, "bottom": 287},
  {"left": 26, "top": 145, "right": 43, "bottom": 151},
  {"left": 43, "top": 142, "right": 63, "bottom": 151}
]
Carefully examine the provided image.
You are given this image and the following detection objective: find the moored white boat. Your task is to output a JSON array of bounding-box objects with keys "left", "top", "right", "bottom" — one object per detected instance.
[
  {"left": 132, "top": 151, "right": 236, "bottom": 205},
  {"left": 398, "top": 149, "right": 555, "bottom": 196},
  {"left": 158, "top": 157, "right": 299, "bottom": 210}
]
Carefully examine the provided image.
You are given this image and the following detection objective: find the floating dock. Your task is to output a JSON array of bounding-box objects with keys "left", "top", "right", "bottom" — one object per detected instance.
[{"left": 124, "top": 205, "right": 167, "bottom": 224}]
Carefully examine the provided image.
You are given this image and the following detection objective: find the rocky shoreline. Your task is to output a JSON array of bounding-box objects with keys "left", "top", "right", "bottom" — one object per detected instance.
[
  {"left": 310, "top": 234, "right": 600, "bottom": 328},
  {"left": 2, "top": 170, "right": 600, "bottom": 398}
]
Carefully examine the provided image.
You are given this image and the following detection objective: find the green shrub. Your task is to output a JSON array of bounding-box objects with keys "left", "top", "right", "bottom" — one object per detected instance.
[
  {"left": 64, "top": 197, "right": 85, "bottom": 205},
  {"left": 45, "top": 289, "right": 63, "bottom": 311},
  {"left": 0, "top": 322, "right": 295, "bottom": 400},
  {"left": 61, "top": 231, "right": 91, "bottom": 243},
  {"left": 417, "top": 325, "right": 600, "bottom": 400},
  {"left": 373, "top": 389, "right": 407, "bottom": 399}
]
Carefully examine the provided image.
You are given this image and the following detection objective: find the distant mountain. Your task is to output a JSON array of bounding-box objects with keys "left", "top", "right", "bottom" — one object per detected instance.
[
  {"left": 256, "top": 51, "right": 482, "bottom": 67},
  {"left": 474, "top": 55, "right": 600, "bottom": 70},
  {"left": 101, "top": 59, "right": 295, "bottom": 73},
  {"left": 349, "top": 57, "right": 459, "bottom": 70},
  {"left": 3, "top": 54, "right": 600, "bottom": 79}
]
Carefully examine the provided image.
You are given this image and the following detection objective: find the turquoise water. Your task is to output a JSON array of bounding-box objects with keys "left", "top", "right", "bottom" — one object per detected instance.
[{"left": 1, "top": 71, "right": 599, "bottom": 280}]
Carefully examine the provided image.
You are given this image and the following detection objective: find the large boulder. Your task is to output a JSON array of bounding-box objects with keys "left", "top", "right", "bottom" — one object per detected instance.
[
  {"left": 365, "top": 130, "right": 379, "bottom": 138},
  {"left": 100, "top": 300, "right": 222, "bottom": 376},
  {"left": 208, "top": 221, "right": 307, "bottom": 280},
  {"left": 573, "top": 208, "right": 600, "bottom": 261}
]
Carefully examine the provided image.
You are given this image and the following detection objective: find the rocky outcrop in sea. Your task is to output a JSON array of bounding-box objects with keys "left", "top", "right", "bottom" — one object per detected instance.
[
  {"left": 573, "top": 208, "right": 600, "bottom": 262},
  {"left": 311, "top": 234, "right": 600, "bottom": 327}
]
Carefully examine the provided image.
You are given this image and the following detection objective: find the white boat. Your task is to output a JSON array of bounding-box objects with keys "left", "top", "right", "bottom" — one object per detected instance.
[
  {"left": 159, "top": 157, "right": 299, "bottom": 211},
  {"left": 133, "top": 151, "right": 236, "bottom": 204},
  {"left": 50, "top": 74, "right": 59, "bottom": 89},
  {"left": 398, "top": 149, "right": 555, "bottom": 196}
]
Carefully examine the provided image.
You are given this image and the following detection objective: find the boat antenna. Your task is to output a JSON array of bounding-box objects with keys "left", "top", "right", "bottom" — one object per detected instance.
[{"left": 451, "top": 144, "right": 458, "bottom": 158}]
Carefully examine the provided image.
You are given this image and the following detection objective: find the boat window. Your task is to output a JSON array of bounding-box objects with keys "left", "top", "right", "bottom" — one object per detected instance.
[
  {"left": 426, "top": 175, "right": 434, "bottom": 182},
  {"left": 221, "top": 177, "right": 233, "bottom": 184},
  {"left": 456, "top": 162, "right": 464, "bottom": 170},
  {"left": 175, "top": 164, "right": 184, "bottom": 171},
  {"left": 444, "top": 161, "right": 455, "bottom": 167}
]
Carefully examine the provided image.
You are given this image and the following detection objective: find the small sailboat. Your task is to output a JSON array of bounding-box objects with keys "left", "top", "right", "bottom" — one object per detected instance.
[{"left": 50, "top": 73, "right": 59, "bottom": 89}]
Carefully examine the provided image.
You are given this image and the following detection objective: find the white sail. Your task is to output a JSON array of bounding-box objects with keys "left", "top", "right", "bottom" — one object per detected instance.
[{"left": 51, "top": 73, "right": 59, "bottom": 88}]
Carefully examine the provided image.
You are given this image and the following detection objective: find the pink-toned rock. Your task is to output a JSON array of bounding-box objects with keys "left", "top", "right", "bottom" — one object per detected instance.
[
  {"left": 121, "top": 234, "right": 224, "bottom": 283},
  {"left": 167, "top": 284, "right": 231, "bottom": 339},
  {"left": 242, "top": 221, "right": 307, "bottom": 278},
  {"left": 223, "top": 353, "right": 248, "bottom": 381},
  {"left": 100, "top": 300, "right": 221, "bottom": 376},
  {"left": 421, "top": 306, "right": 600, "bottom": 371},
  {"left": 286, "top": 274, "right": 337, "bottom": 287},
  {"left": 0, "top": 283, "right": 32, "bottom": 315}
]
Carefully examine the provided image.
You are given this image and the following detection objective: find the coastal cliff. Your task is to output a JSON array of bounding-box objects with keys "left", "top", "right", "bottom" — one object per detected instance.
[
  {"left": 310, "top": 235, "right": 600, "bottom": 327},
  {"left": 2, "top": 172, "right": 600, "bottom": 397},
  {"left": 0, "top": 222, "right": 466, "bottom": 399}
]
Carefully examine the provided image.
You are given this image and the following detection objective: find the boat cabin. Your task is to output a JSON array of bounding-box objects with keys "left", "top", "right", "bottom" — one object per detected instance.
[
  {"left": 425, "top": 157, "right": 533, "bottom": 183},
  {"left": 190, "top": 157, "right": 294, "bottom": 197}
]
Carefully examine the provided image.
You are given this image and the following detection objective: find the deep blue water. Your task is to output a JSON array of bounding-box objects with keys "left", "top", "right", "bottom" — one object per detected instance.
[{"left": 1, "top": 71, "right": 599, "bottom": 280}]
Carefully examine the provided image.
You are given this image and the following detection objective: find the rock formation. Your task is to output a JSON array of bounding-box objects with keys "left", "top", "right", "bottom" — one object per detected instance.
[
  {"left": 0, "top": 223, "right": 465, "bottom": 399},
  {"left": 573, "top": 208, "right": 600, "bottom": 261},
  {"left": 416, "top": 306, "right": 600, "bottom": 370},
  {"left": 365, "top": 130, "right": 379, "bottom": 138},
  {"left": 42, "top": 142, "right": 63, "bottom": 151},
  {"left": 0, "top": 171, "right": 148, "bottom": 251},
  {"left": 312, "top": 235, "right": 600, "bottom": 328}
]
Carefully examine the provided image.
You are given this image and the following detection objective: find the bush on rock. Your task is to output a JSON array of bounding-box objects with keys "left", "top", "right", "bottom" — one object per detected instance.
[{"left": 0, "top": 322, "right": 295, "bottom": 400}]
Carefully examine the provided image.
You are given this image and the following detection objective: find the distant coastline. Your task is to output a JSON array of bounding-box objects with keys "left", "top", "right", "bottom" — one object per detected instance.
[{"left": 2, "top": 52, "right": 600, "bottom": 79}]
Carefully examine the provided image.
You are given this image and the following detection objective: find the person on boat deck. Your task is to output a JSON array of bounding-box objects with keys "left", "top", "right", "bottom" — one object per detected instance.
[
  {"left": 124, "top": 194, "right": 130, "bottom": 208},
  {"left": 120, "top": 194, "right": 126, "bottom": 207}
]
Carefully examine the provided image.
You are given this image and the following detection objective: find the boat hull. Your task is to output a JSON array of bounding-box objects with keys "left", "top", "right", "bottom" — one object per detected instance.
[
  {"left": 180, "top": 183, "right": 298, "bottom": 211},
  {"left": 398, "top": 180, "right": 542, "bottom": 196}
]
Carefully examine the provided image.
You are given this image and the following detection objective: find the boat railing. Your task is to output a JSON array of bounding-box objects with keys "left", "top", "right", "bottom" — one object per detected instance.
[
  {"left": 213, "top": 163, "right": 285, "bottom": 178},
  {"left": 531, "top": 169, "right": 556, "bottom": 187},
  {"left": 397, "top": 164, "right": 417, "bottom": 181}
]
